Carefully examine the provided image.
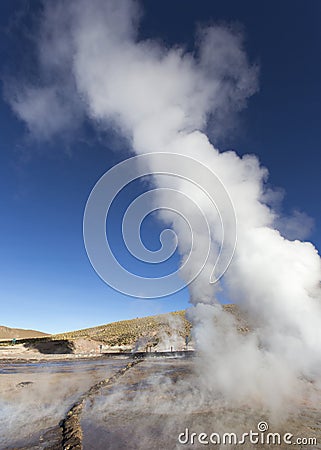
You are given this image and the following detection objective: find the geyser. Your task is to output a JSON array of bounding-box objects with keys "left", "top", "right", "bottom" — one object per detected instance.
[{"left": 6, "top": 0, "right": 321, "bottom": 416}]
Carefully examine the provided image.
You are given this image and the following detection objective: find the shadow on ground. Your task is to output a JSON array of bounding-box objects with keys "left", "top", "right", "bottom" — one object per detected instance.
[{"left": 23, "top": 339, "right": 75, "bottom": 354}]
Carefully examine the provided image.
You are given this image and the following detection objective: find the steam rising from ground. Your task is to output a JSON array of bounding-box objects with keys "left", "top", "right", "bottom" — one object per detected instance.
[
  {"left": 0, "top": 361, "right": 126, "bottom": 447},
  {"left": 5, "top": 0, "right": 321, "bottom": 416},
  {"left": 81, "top": 359, "right": 321, "bottom": 449}
]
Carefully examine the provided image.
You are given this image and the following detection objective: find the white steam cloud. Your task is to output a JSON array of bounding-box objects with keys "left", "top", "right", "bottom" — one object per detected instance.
[{"left": 5, "top": 0, "right": 321, "bottom": 417}]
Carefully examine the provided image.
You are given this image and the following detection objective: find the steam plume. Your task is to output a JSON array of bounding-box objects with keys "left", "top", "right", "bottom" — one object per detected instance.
[{"left": 5, "top": 0, "right": 321, "bottom": 415}]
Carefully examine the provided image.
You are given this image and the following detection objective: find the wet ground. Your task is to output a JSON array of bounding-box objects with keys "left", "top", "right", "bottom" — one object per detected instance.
[
  {"left": 0, "top": 358, "right": 127, "bottom": 449},
  {"left": 81, "top": 359, "right": 321, "bottom": 449},
  {"left": 1, "top": 357, "right": 321, "bottom": 449}
]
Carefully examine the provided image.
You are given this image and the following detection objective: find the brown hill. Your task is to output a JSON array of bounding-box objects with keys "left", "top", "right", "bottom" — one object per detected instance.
[
  {"left": 0, "top": 325, "right": 49, "bottom": 340},
  {"left": 0, "top": 305, "right": 248, "bottom": 355},
  {"left": 51, "top": 304, "right": 247, "bottom": 349},
  {"left": 52, "top": 311, "right": 191, "bottom": 348}
]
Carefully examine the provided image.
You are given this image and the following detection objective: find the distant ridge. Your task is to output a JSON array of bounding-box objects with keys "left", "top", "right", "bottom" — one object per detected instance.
[
  {"left": 0, "top": 305, "right": 246, "bottom": 347},
  {"left": 53, "top": 311, "right": 191, "bottom": 347},
  {"left": 0, "top": 325, "right": 49, "bottom": 340},
  {"left": 51, "top": 305, "right": 246, "bottom": 348}
]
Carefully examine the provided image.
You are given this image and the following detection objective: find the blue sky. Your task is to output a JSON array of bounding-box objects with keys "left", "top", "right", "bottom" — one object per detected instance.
[{"left": 0, "top": 0, "right": 320, "bottom": 333}]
